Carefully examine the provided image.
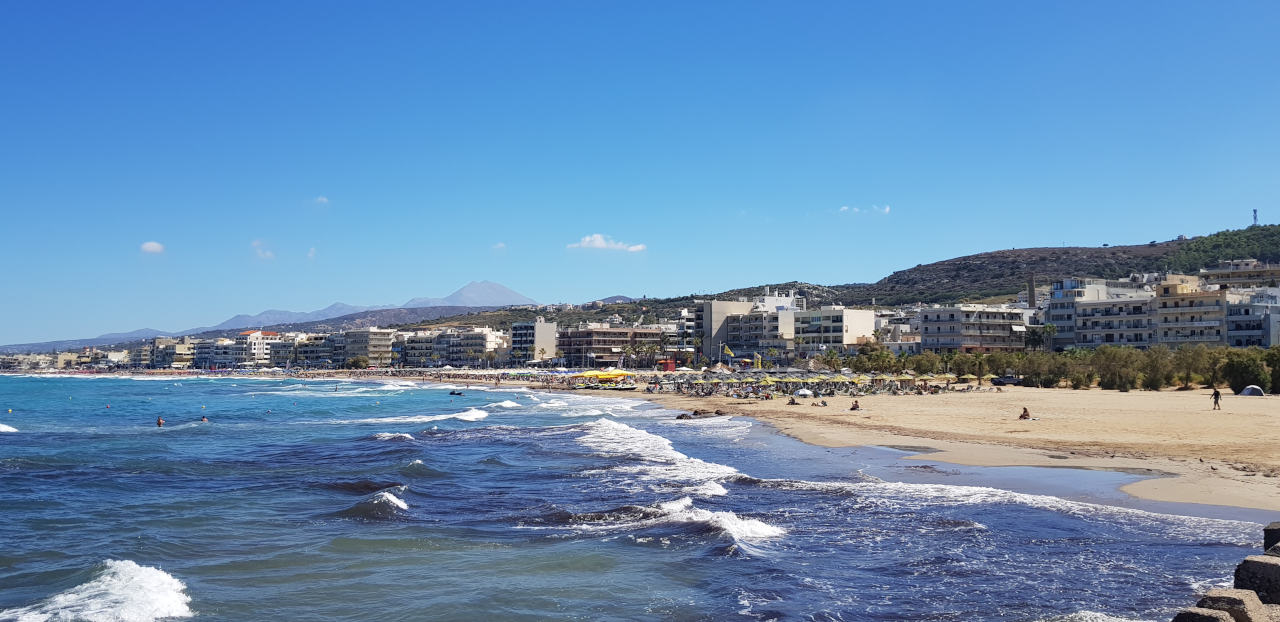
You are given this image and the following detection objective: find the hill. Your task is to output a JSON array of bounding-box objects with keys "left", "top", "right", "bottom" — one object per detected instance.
[
  {"left": 837, "top": 225, "right": 1280, "bottom": 305},
  {"left": 393, "top": 225, "right": 1280, "bottom": 332}
]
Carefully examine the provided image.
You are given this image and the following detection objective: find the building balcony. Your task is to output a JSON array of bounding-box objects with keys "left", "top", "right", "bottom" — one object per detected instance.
[{"left": 1159, "top": 320, "right": 1222, "bottom": 328}]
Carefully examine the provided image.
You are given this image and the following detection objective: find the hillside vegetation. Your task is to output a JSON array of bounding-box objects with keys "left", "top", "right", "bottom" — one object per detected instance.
[{"left": 401, "top": 225, "right": 1280, "bottom": 331}]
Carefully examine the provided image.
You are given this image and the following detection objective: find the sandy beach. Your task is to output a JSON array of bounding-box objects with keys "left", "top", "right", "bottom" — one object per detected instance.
[{"left": 548, "top": 383, "right": 1280, "bottom": 512}]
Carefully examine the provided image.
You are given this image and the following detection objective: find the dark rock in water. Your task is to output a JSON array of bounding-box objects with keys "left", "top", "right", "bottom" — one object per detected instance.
[
  {"left": 1235, "top": 555, "right": 1280, "bottom": 604},
  {"left": 1170, "top": 608, "right": 1234, "bottom": 621},
  {"left": 676, "top": 409, "right": 726, "bottom": 420},
  {"left": 1265, "top": 522, "right": 1280, "bottom": 552},
  {"left": 1195, "top": 588, "right": 1267, "bottom": 622}
]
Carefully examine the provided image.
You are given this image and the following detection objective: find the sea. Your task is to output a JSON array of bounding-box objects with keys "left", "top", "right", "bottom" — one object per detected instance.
[{"left": 0, "top": 374, "right": 1266, "bottom": 621}]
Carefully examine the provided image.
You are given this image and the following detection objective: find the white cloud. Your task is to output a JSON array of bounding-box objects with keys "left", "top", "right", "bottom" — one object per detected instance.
[
  {"left": 140, "top": 241, "right": 165, "bottom": 254},
  {"left": 252, "top": 240, "right": 275, "bottom": 260},
  {"left": 839, "top": 206, "right": 849, "bottom": 213},
  {"left": 492, "top": 242, "right": 506, "bottom": 250},
  {"left": 567, "top": 233, "right": 646, "bottom": 252},
  {"left": 307, "top": 247, "right": 317, "bottom": 260},
  {"left": 878, "top": 205, "right": 891, "bottom": 214},
  {"left": 314, "top": 196, "right": 329, "bottom": 205}
]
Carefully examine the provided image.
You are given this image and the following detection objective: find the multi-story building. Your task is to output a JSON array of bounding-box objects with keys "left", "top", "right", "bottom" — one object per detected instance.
[
  {"left": 918, "top": 305, "right": 1027, "bottom": 353},
  {"left": 128, "top": 342, "right": 152, "bottom": 369},
  {"left": 694, "top": 288, "right": 804, "bottom": 361},
  {"left": 511, "top": 317, "right": 557, "bottom": 365},
  {"left": 1226, "top": 290, "right": 1280, "bottom": 348},
  {"left": 343, "top": 327, "right": 395, "bottom": 367},
  {"left": 401, "top": 330, "right": 442, "bottom": 367},
  {"left": 233, "top": 331, "right": 282, "bottom": 367},
  {"left": 558, "top": 323, "right": 663, "bottom": 368},
  {"left": 151, "top": 337, "right": 196, "bottom": 369},
  {"left": 193, "top": 338, "right": 237, "bottom": 369},
  {"left": 1074, "top": 294, "right": 1154, "bottom": 348},
  {"left": 791, "top": 306, "right": 875, "bottom": 354},
  {"left": 1200, "top": 259, "right": 1280, "bottom": 289},
  {"left": 295, "top": 334, "right": 335, "bottom": 368},
  {"left": 1152, "top": 276, "right": 1238, "bottom": 347}
]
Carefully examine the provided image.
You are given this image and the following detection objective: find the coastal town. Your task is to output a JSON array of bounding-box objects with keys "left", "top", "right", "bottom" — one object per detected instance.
[{"left": 8, "top": 258, "right": 1280, "bottom": 376}]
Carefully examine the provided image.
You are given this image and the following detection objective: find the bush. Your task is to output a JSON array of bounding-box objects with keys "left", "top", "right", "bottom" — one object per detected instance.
[{"left": 1220, "top": 350, "right": 1271, "bottom": 395}]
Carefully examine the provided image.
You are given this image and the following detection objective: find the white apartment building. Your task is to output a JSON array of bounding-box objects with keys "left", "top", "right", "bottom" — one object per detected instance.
[
  {"left": 792, "top": 306, "right": 875, "bottom": 354},
  {"left": 918, "top": 305, "right": 1027, "bottom": 353},
  {"left": 233, "top": 331, "right": 282, "bottom": 367},
  {"left": 1074, "top": 293, "right": 1155, "bottom": 348},
  {"left": 344, "top": 327, "right": 395, "bottom": 367}
]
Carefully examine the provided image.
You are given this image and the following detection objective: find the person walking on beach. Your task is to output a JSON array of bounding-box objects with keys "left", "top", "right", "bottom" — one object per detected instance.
[{"left": 1211, "top": 388, "right": 1221, "bottom": 410}]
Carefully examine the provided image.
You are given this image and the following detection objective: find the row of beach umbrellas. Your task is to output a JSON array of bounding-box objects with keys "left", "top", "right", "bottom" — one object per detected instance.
[{"left": 681, "top": 372, "right": 997, "bottom": 385}]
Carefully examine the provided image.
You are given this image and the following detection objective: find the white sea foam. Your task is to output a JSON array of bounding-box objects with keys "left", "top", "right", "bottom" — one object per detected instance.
[
  {"left": 1036, "top": 612, "right": 1154, "bottom": 622},
  {"left": 576, "top": 419, "right": 739, "bottom": 493},
  {"left": 750, "top": 478, "right": 1260, "bottom": 546},
  {"left": 0, "top": 559, "right": 193, "bottom": 622},
  {"left": 0, "top": 423, "right": 17, "bottom": 433},
  {"left": 568, "top": 496, "right": 785, "bottom": 543},
  {"left": 485, "top": 400, "right": 521, "bottom": 409},
  {"left": 371, "top": 432, "right": 415, "bottom": 441},
  {"left": 328, "top": 408, "right": 489, "bottom": 425},
  {"left": 370, "top": 491, "right": 409, "bottom": 510}
]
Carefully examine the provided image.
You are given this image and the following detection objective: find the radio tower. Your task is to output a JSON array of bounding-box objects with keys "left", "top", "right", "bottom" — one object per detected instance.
[{"left": 1254, "top": 208, "right": 1259, "bottom": 226}]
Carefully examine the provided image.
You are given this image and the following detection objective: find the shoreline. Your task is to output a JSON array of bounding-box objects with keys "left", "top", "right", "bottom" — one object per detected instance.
[
  {"left": 529, "top": 383, "right": 1280, "bottom": 514},
  {"left": 5, "top": 371, "right": 1277, "bottom": 515}
]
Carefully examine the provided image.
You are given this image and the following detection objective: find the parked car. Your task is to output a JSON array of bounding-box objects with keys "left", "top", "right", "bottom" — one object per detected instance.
[{"left": 990, "top": 375, "right": 1021, "bottom": 386}]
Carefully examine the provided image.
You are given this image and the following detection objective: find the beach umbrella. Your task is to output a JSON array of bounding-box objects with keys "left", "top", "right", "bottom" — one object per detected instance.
[
  {"left": 894, "top": 374, "right": 914, "bottom": 381},
  {"left": 693, "top": 380, "right": 706, "bottom": 384},
  {"left": 959, "top": 374, "right": 978, "bottom": 380},
  {"left": 981, "top": 373, "right": 998, "bottom": 380},
  {"left": 795, "top": 389, "right": 814, "bottom": 397}
]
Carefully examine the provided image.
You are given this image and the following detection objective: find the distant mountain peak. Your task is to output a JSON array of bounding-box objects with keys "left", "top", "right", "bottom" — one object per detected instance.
[{"left": 403, "top": 281, "right": 536, "bottom": 308}]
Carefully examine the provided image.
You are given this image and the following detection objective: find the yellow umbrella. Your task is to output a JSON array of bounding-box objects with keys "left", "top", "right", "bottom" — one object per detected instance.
[
  {"left": 959, "top": 374, "right": 978, "bottom": 380},
  {"left": 981, "top": 373, "right": 998, "bottom": 379},
  {"left": 832, "top": 374, "right": 850, "bottom": 382},
  {"left": 895, "top": 374, "right": 914, "bottom": 381}
]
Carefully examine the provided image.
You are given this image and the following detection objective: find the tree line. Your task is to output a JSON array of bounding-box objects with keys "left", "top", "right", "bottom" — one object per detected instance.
[{"left": 803, "top": 343, "right": 1280, "bottom": 395}]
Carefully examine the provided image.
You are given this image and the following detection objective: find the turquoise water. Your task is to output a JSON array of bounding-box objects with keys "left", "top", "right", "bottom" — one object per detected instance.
[{"left": 0, "top": 375, "right": 1263, "bottom": 621}]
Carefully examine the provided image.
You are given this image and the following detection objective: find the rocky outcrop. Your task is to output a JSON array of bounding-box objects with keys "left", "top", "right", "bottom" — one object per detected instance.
[
  {"left": 1195, "top": 589, "right": 1268, "bottom": 622},
  {"left": 675, "top": 409, "right": 728, "bottom": 420},
  {"left": 1170, "top": 527, "right": 1280, "bottom": 621},
  {"left": 1171, "top": 608, "right": 1234, "bottom": 622},
  {"left": 1236, "top": 556, "right": 1280, "bottom": 605}
]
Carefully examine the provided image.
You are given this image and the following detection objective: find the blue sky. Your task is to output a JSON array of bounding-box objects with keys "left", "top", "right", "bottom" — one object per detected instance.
[{"left": 2, "top": 2, "right": 1278, "bottom": 344}]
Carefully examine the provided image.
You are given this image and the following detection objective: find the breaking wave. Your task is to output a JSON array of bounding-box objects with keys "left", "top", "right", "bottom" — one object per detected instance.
[
  {"left": 0, "top": 559, "right": 193, "bottom": 622},
  {"left": 338, "top": 491, "right": 409, "bottom": 520},
  {"left": 333, "top": 408, "right": 488, "bottom": 425},
  {"left": 576, "top": 418, "right": 738, "bottom": 495},
  {"left": 0, "top": 423, "right": 17, "bottom": 433}
]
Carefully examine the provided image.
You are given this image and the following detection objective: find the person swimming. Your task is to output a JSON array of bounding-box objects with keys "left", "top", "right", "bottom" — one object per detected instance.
[
  {"left": 200, "top": 415, "right": 208, "bottom": 422},
  {"left": 156, "top": 416, "right": 165, "bottom": 427}
]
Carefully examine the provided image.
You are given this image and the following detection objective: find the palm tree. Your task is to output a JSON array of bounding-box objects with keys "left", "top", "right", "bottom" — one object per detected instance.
[{"left": 1041, "top": 324, "right": 1057, "bottom": 352}]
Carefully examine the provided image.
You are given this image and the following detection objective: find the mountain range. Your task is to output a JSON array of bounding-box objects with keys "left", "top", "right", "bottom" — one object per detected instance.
[{"left": 0, "top": 281, "right": 537, "bottom": 354}]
